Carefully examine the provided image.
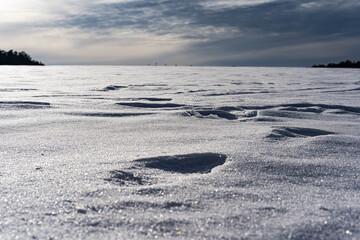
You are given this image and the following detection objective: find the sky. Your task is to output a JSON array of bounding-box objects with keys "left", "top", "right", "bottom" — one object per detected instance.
[{"left": 0, "top": 0, "right": 359, "bottom": 66}]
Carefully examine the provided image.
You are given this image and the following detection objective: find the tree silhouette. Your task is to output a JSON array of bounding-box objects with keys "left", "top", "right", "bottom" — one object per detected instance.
[
  {"left": 0, "top": 49, "right": 44, "bottom": 65},
  {"left": 313, "top": 60, "right": 360, "bottom": 68}
]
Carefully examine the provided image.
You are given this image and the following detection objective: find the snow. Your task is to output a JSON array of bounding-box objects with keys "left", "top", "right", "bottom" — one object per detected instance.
[{"left": 0, "top": 66, "right": 359, "bottom": 239}]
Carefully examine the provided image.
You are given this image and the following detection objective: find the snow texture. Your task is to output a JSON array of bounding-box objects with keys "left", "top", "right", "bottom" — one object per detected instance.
[{"left": 0, "top": 66, "right": 359, "bottom": 239}]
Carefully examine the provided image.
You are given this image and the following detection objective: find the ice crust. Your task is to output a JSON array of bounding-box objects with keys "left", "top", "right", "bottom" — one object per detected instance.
[{"left": 0, "top": 66, "right": 360, "bottom": 239}]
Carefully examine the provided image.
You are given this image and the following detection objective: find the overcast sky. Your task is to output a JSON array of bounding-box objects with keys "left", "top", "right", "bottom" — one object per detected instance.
[{"left": 1, "top": 0, "right": 359, "bottom": 66}]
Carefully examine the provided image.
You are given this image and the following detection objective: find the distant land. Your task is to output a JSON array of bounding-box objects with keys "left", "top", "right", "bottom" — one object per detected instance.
[
  {"left": 0, "top": 49, "right": 44, "bottom": 65},
  {"left": 312, "top": 60, "right": 360, "bottom": 68}
]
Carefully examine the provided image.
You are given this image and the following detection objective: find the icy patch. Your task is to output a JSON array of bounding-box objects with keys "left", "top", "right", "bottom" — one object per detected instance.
[
  {"left": 0, "top": 101, "right": 51, "bottom": 109},
  {"left": 251, "top": 117, "right": 281, "bottom": 122},
  {"left": 116, "top": 102, "right": 184, "bottom": 108},
  {"left": 261, "top": 110, "right": 311, "bottom": 119},
  {"left": 0, "top": 88, "right": 37, "bottom": 92},
  {"left": 134, "top": 153, "right": 227, "bottom": 174},
  {"left": 130, "top": 84, "right": 168, "bottom": 87},
  {"left": 279, "top": 107, "right": 324, "bottom": 113},
  {"left": 99, "top": 201, "right": 193, "bottom": 211},
  {"left": 203, "top": 91, "right": 270, "bottom": 96},
  {"left": 267, "top": 127, "right": 335, "bottom": 140},
  {"left": 137, "top": 97, "right": 172, "bottom": 102},
  {"left": 188, "top": 89, "right": 208, "bottom": 93},
  {"left": 35, "top": 94, "right": 99, "bottom": 98},
  {"left": 241, "top": 103, "right": 360, "bottom": 115},
  {"left": 100, "top": 85, "right": 127, "bottom": 91},
  {"left": 184, "top": 108, "right": 238, "bottom": 120},
  {"left": 0, "top": 101, "right": 50, "bottom": 105},
  {"left": 195, "top": 110, "right": 238, "bottom": 120},
  {"left": 104, "top": 170, "right": 144, "bottom": 186},
  {"left": 67, "top": 112, "right": 154, "bottom": 118}
]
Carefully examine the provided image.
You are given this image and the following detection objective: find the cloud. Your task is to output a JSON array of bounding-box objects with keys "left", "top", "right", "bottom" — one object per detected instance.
[
  {"left": 57, "top": 0, "right": 360, "bottom": 43},
  {"left": 199, "top": 0, "right": 276, "bottom": 9},
  {"left": 0, "top": 0, "right": 359, "bottom": 65},
  {"left": 187, "top": 37, "right": 360, "bottom": 66}
]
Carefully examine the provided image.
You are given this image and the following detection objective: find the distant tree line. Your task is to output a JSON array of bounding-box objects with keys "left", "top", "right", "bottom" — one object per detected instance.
[
  {"left": 0, "top": 49, "right": 44, "bottom": 65},
  {"left": 312, "top": 60, "right": 360, "bottom": 68}
]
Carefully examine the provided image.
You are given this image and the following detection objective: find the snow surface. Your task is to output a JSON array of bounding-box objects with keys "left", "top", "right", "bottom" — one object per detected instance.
[{"left": 0, "top": 66, "right": 359, "bottom": 239}]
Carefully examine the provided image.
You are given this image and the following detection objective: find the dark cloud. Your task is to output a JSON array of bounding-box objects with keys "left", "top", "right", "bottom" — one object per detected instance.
[
  {"left": 57, "top": 0, "right": 360, "bottom": 65},
  {"left": 61, "top": 0, "right": 360, "bottom": 36}
]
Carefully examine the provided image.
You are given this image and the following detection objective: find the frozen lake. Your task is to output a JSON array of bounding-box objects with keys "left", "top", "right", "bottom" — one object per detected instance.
[{"left": 1, "top": 66, "right": 360, "bottom": 239}]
